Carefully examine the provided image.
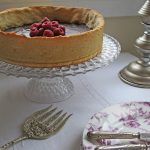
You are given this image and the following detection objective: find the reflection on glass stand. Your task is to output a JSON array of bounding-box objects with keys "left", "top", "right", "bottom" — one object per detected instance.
[
  {"left": 119, "top": 0, "right": 150, "bottom": 88},
  {"left": 0, "top": 34, "right": 120, "bottom": 104}
]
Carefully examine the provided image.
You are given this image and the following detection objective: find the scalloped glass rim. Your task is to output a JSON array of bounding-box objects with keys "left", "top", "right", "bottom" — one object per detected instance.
[{"left": 0, "top": 34, "right": 121, "bottom": 78}]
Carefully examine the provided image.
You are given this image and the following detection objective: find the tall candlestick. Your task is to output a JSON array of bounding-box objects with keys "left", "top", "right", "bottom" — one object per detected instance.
[{"left": 119, "top": 0, "right": 150, "bottom": 88}]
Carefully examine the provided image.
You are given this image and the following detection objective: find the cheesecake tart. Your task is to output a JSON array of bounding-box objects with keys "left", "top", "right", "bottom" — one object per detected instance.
[{"left": 0, "top": 6, "right": 104, "bottom": 67}]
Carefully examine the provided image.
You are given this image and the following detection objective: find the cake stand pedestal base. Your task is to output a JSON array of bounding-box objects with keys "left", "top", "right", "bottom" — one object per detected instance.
[{"left": 24, "top": 77, "right": 74, "bottom": 103}]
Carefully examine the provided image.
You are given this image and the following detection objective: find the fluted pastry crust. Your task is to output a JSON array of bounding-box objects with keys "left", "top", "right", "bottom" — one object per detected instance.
[{"left": 0, "top": 6, "right": 104, "bottom": 67}]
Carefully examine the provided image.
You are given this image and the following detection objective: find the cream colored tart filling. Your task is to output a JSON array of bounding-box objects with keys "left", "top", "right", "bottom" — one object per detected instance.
[{"left": 0, "top": 6, "right": 104, "bottom": 68}]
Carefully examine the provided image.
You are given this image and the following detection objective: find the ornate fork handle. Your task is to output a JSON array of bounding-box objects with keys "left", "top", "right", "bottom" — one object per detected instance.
[{"left": 0, "top": 135, "right": 28, "bottom": 150}]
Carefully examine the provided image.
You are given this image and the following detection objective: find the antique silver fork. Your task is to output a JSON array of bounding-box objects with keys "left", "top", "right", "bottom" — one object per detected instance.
[{"left": 0, "top": 105, "right": 72, "bottom": 150}]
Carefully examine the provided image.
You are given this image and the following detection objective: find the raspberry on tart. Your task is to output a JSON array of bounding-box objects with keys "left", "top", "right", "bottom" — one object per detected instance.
[
  {"left": 53, "top": 28, "right": 64, "bottom": 36},
  {"left": 30, "top": 23, "right": 42, "bottom": 30},
  {"left": 41, "top": 21, "right": 51, "bottom": 29},
  {"left": 43, "top": 30, "right": 54, "bottom": 37},
  {"left": 30, "top": 28, "right": 39, "bottom": 37},
  {"left": 38, "top": 28, "right": 45, "bottom": 36},
  {"left": 50, "top": 25, "right": 57, "bottom": 31},
  {"left": 29, "top": 17, "right": 66, "bottom": 37},
  {"left": 51, "top": 21, "right": 59, "bottom": 27},
  {"left": 59, "top": 25, "right": 65, "bottom": 32}
]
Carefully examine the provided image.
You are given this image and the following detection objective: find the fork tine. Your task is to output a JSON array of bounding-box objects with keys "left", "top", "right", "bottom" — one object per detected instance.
[
  {"left": 37, "top": 107, "right": 57, "bottom": 122},
  {"left": 32, "top": 105, "right": 53, "bottom": 119},
  {"left": 48, "top": 113, "right": 72, "bottom": 134},
  {"left": 48, "top": 112, "right": 67, "bottom": 128},
  {"left": 44, "top": 110, "right": 63, "bottom": 124}
]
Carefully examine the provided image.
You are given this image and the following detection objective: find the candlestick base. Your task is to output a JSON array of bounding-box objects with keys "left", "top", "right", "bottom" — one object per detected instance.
[{"left": 119, "top": 60, "right": 150, "bottom": 88}]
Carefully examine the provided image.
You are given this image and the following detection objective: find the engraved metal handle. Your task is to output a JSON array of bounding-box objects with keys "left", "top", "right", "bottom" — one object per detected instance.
[
  {"left": 87, "top": 131, "right": 139, "bottom": 140},
  {"left": 95, "top": 144, "right": 148, "bottom": 150},
  {"left": 0, "top": 135, "right": 28, "bottom": 150}
]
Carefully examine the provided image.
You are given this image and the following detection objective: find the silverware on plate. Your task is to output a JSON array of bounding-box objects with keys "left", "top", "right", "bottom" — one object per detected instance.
[
  {"left": 0, "top": 105, "right": 72, "bottom": 150},
  {"left": 87, "top": 131, "right": 150, "bottom": 141},
  {"left": 95, "top": 143, "right": 149, "bottom": 150}
]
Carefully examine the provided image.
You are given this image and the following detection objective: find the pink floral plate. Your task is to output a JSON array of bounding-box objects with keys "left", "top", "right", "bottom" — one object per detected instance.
[{"left": 82, "top": 102, "right": 150, "bottom": 150}]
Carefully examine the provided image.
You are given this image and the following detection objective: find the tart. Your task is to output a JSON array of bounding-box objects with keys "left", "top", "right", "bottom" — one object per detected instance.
[{"left": 0, "top": 6, "right": 104, "bottom": 68}]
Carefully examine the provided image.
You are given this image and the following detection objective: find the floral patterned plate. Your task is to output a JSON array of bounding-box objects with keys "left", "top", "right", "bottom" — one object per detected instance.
[{"left": 82, "top": 102, "right": 150, "bottom": 150}]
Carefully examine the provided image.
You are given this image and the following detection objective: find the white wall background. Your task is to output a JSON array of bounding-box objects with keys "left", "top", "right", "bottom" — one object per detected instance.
[{"left": 0, "top": 0, "right": 146, "bottom": 17}]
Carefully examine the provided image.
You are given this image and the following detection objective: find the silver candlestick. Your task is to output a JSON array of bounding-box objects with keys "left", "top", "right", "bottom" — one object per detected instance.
[{"left": 119, "top": 0, "right": 150, "bottom": 88}]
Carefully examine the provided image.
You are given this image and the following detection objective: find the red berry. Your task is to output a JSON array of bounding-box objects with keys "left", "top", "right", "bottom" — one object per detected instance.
[
  {"left": 30, "top": 23, "right": 41, "bottom": 29},
  {"left": 51, "top": 21, "right": 59, "bottom": 27},
  {"left": 30, "top": 28, "right": 39, "bottom": 37},
  {"left": 59, "top": 28, "right": 65, "bottom": 36},
  {"left": 40, "top": 17, "right": 50, "bottom": 23},
  {"left": 29, "top": 18, "right": 65, "bottom": 37},
  {"left": 30, "top": 27, "right": 37, "bottom": 31},
  {"left": 42, "top": 21, "right": 51, "bottom": 29},
  {"left": 59, "top": 25, "right": 65, "bottom": 32},
  {"left": 53, "top": 28, "right": 65, "bottom": 36},
  {"left": 43, "top": 30, "right": 54, "bottom": 37},
  {"left": 53, "top": 28, "right": 60, "bottom": 36},
  {"left": 38, "top": 28, "right": 44, "bottom": 36},
  {"left": 50, "top": 25, "right": 57, "bottom": 31}
]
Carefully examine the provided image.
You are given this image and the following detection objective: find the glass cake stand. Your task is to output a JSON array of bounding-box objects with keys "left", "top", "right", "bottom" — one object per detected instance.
[{"left": 0, "top": 34, "right": 121, "bottom": 103}]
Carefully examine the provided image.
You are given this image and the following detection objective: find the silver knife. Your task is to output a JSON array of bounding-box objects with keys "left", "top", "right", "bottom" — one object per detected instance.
[
  {"left": 87, "top": 131, "right": 150, "bottom": 141},
  {"left": 95, "top": 144, "right": 148, "bottom": 150}
]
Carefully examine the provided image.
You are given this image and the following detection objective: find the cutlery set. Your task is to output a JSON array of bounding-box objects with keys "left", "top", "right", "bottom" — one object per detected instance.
[{"left": 87, "top": 131, "right": 150, "bottom": 150}]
